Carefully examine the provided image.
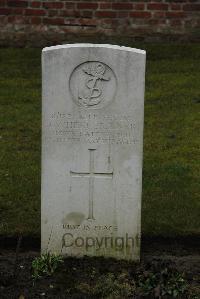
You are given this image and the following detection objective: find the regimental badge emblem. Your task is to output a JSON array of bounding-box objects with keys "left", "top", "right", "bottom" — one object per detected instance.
[{"left": 69, "top": 61, "right": 117, "bottom": 109}]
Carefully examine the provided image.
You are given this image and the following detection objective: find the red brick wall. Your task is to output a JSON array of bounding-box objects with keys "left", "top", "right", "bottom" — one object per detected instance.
[{"left": 0, "top": 0, "right": 199, "bottom": 46}]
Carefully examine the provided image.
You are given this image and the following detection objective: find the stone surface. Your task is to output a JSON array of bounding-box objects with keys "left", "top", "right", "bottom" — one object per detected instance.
[{"left": 41, "top": 44, "right": 146, "bottom": 260}]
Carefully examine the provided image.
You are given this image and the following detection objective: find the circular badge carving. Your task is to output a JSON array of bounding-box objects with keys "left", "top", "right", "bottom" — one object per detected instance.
[{"left": 69, "top": 61, "right": 117, "bottom": 109}]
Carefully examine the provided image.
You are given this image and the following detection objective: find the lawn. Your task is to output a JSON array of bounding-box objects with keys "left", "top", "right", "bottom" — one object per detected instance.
[{"left": 0, "top": 43, "right": 199, "bottom": 238}]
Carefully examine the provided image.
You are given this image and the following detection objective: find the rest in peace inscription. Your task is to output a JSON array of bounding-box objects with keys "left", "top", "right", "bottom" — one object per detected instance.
[{"left": 62, "top": 220, "right": 139, "bottom": 253}]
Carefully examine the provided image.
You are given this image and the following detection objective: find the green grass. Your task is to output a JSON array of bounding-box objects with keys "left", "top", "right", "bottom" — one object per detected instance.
[{"left": 0, "top": 44, "right": 199, "bottom": 237}]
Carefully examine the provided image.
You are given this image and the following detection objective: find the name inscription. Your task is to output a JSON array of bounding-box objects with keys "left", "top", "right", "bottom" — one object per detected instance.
[{"left": 45, "top": 112, "right": 138, "bottom": 145}]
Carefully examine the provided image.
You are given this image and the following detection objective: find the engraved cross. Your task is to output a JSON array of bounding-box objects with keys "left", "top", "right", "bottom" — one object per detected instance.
[{"left": 70, "top": 149, "right": 113, "bottom": 220}]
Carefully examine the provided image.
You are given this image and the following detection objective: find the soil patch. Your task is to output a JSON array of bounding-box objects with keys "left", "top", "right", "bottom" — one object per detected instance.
[{"left": 0, "top": 238, "right": 199, "bottom": 298}]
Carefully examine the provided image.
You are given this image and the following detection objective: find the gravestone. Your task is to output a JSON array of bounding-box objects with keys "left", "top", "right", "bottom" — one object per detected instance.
[{"left": 42, "top": 44, "right": 146, "bottom": 261}]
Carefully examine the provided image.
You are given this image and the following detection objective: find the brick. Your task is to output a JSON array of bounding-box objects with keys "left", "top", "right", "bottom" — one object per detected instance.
[
  {"left": 14, "top": 15, "right": 27, "bottom": 23},
  {"left": 170, "top": 4, "right": 181, "bottom": 11},
  {"left": 25, "top": 9, "right": 46, "bottom": 16},
  {"left": 0, "top": 0, "right": 6, "bottom": 7},
  {"left": 103, "top": 19, "right": 119, "bottom": 25},
  {"left": 101, "top": 18, "right": 119, "bottom": 28},
  {"left": 65, "top": 2, "right": 75, "bottom": 9},
  {"left": 60, "top": 10, "right": 80, "bottom": 17},
  {"left": 79, "top": 18, "right": 97, "bottom": 26},
  {"left": 8, "top": 15, "right": 15, "bottom": 22},
  {"left": 183, "top": 4, "right": 200, "bottom": 11},
  {"left": 148, "top": 19, "right": 161, "bottom": 25},
  {"left": 43, "top": 2, "right": 64, "bottom": 9},
  {"left": 7, "top": 0, "right": 28, "bottom": 7},
  {"left": 81, "top": 10, "right": 93, "bottom": 18},
  {"left": 129, "top": 11, "right": 151, "bottom": 18},
  {"left": 170, "top": 19, "right": 182, "bottom": 26},
  {"left": 131, "top": 19, "right": 148, "bottom": 26},
  {"left": 64, "top": 19, "right": 78, "bottom": 25},
  {"left": 0, "top": 15, "right": 8, "bottom": 25},
  {"left": 112, "top": 3, "right": 132, "bottom": 10},
  {"left": 118, "top": 11, "right": 129, "bottom": 18},
  {"left": 31, "top": 2, "right": 41, "bottom": 8},
  {"left": 166, "top": 12, "right": 185, "bottom": 18},
  {"left": 152, "top": 11, "right": 166, "bottom": 18},
  {"left": 100, "top": 3, "right": 111, "bottom": 10},
  {"left": 48, "top": 10, "right": 58, "bottom": 17},
  {"left": 43, "top": 17, "right": 65, "bottom": 25},
  {"left": 77, "top": 2, "right": 98, "bottom": 10},
  {"left": 133, "top": 4, "right": 145, "bottom": 11},
  {"left": 147, "top": 3, "right": 168, "bottom": 11},
  {"left": 13, "top": 8, "right": 24, "bottom": 14},
  {"left": 0, "top": 8, "right": 12, "bottom": 15},
  {"left": 31, "top": 16, "right": 41, "bottom": 24},
  {"left": 95, "top": 11, "right": 116, "bottom": 18}
]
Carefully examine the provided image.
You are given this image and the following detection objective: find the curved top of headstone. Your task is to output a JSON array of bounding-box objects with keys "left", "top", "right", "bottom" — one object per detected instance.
[{"left": 42, "top": 43, "right": 146, "bottom": 55}]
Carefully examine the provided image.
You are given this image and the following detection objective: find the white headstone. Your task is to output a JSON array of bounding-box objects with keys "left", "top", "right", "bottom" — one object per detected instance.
[{"left": 42, "top": 44, "right": 146, "bottom": 261}]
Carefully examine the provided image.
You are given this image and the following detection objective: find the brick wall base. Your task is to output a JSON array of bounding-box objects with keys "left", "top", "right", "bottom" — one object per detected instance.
[{"left": 0, "top": 0, "right": 199, "bottom": 46}]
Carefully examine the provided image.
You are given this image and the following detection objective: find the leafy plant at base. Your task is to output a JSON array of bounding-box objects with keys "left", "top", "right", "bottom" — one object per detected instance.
[
  {"left": 137, "top": 267, "right": 187, "bottom": 298},
  {"left": 161, "top": 270, "right": 187, "bottom": 297},
  {"left": 137, "top": 271, "right": 158, "bottom": 296},
  {"left": 32, "top": 252, "right": 63, "bottom": 280}
]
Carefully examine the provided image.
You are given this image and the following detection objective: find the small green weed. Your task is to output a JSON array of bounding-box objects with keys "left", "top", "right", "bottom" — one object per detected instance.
[
  {"left": 32, "top": 252, "right": 63, "bottom": 280},
  {"left": 137, "top": 271, "right": 158, "bottom": 296},
  {"left": 137, "top": 267, "right": 187, "bottom": 298}
]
